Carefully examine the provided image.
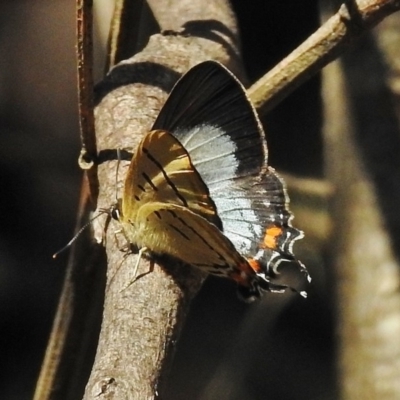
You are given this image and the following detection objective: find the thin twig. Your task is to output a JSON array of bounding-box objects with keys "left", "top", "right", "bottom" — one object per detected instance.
[
  {"left": 34, "top": 2, "right": 102, "bottom": 399},
  {"left": 77, "top": 0, "right": 98, "bottom": 201}
]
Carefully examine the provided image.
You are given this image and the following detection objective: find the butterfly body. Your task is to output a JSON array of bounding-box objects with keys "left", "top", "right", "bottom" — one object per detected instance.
[{"left": 112, "top": 61, "right": 309, "bottom": 301}]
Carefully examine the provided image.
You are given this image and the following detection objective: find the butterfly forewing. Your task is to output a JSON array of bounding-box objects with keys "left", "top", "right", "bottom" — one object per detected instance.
[{"left": 121, "top": 129, "right": 220, "bottom": 226}]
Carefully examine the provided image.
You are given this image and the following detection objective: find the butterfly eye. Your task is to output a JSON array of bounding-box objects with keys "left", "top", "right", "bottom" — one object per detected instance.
[{"left": 111, "top": 206, "right": 121, "bottom": 221}]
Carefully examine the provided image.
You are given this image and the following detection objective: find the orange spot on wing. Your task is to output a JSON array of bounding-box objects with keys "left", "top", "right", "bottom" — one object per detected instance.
[
  {"left": 263, "top": 225, "right": 283, "bottom": 249},
  {"left": 248, "top": 258, "right": 262, "bottom": 273}
]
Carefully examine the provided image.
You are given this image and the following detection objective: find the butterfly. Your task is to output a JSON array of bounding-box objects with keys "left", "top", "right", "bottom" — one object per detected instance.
[{"left": 111, "top": 61, "right": 309, "bottom": 301}]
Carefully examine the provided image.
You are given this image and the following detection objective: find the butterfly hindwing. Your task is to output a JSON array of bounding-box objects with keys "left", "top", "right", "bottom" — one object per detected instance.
[
  {"left": 132, "top": 202, "right": 289, "bottom": 300},
  {"left": 213, "top": 168, "right": 305, "bottom": 274},
  {"left": 133, "top": 202, "right": 245, "bottom": 273}
]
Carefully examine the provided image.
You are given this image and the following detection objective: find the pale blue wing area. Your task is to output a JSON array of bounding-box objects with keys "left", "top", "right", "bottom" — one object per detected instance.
[
  {"left": 213, "top": 169, "right": 307, "bottom": 280},
  {"left": 152, "top": 61, "right": 266, "bottom": 183}
]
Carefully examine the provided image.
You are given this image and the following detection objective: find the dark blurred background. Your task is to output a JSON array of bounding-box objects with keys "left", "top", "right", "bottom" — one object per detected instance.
[
  {"left": 0, "top": 1, "right": 333, "bottom": 399},
  {"left": 0, "top": 2, "right": 79, "bottom": 399}
]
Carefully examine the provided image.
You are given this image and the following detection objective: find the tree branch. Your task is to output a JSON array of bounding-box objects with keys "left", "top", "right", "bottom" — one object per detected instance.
[
  {"left": 322, "top": 9, "right": 400, "bottom": 398},
  {"left": 248, "top": 0, "right": 400, "bottom": 114}
]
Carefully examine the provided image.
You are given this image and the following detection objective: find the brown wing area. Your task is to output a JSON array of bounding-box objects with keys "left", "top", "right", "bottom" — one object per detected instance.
[
  {"left": 121, "top": 130, "right": 219, "bottom": 225},
  {"left": 132, "top": 202, "right": 253, "bottom": 280}
]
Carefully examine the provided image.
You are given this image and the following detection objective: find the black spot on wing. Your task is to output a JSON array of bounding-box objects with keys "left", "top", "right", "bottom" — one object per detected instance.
[{"left": 154, "top": 210, "right": 161, "bottom": 219}]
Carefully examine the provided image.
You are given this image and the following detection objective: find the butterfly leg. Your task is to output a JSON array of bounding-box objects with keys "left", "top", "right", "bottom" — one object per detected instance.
[
  {"left": 119, "top": 247, "right": 156, "bottom": 292},
  {"left": 114, "top": 228, "right": 128, "bottom": 251},
  {"left": 132, "top": 246, "right": 148, "bottom": 279},
  {"left": 131, "top": 257, "right": 155, "bottom": 282}
]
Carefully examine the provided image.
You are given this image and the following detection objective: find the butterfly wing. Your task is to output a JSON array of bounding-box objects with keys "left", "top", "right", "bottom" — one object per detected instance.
[
  {"left": 214, "top": 168, "right": 307, "bottom": 276},
  {"left": 152, "top": 61, "right": 305, "bottom": 277},
  {"left": 117, "top": 128, "right": 294, "bottom": 300},
  {"left": 121, "top": 129, "right": 221, "bottom": 228}
]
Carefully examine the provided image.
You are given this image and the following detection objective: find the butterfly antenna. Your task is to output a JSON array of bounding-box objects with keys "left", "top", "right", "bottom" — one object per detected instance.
[
  {"left": 115, "top": 148, "right": 122, "bottom": 203},
  {"left": 52, "top": 211, "right": 107, "bottom": 259},
  {"left": 54, "top": 150, "right": 124, "bottom": 259}
]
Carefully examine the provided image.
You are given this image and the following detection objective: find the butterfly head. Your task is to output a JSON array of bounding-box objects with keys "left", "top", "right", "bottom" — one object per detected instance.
[{"left": 109, "top": 200, "right": 123, "bottom": 222}]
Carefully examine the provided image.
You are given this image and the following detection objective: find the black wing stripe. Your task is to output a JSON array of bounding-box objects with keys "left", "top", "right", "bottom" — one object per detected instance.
[
  {"left": 168, "top": 223, "right": 191, "bottom": 240},
  {"left": 143, "top": 147, "right": 188, "bottom": 207},
  {"left": 142, "top": 172, "right": 158, "bottom": 191},
  {"left": 166, "top": 209, "right": 228, "bottom": 264}
]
